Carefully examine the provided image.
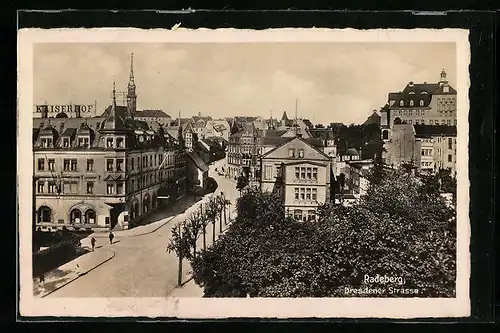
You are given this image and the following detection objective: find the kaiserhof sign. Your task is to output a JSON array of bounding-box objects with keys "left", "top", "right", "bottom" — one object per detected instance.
[{"left": 35, "top": 104, "right": 94, "bottom": 114}]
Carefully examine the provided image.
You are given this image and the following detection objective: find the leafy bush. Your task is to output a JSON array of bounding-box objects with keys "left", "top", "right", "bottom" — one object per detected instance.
[
  {"left": 191, "top": 169, "right": 456, "bottom": 297},
  {"left": 32, "top": 238, "right": 81, "bottom": 277}
]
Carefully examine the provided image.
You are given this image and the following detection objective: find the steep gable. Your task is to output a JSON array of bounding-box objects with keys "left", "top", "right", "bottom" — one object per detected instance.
[{"left": 262, "top": 137, "right": 329, "bottom": 161}]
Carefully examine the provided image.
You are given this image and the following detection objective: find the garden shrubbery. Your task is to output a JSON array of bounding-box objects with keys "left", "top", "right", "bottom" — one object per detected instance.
[{"left": 191, "top": 169, "right": 456, "bottom": 298}]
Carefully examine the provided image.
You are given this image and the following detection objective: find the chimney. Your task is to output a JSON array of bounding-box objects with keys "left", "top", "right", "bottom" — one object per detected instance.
[{"left": 198, "top": 112, "right": 201, "bottom": 117}]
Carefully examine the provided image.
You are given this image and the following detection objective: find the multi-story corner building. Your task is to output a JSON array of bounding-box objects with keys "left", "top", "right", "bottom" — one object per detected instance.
[
  {"left": 33, "top": 70, "right": 186, "bottom": 232},
  {"left": 260, "top": 136, "right": 332, "bottom": 222},
  {"left": 226, "top": 122, "right": 261, "bottom": 181},
  {"left": 382, "top": 123, "right": 417, "bottom": 169},
  {"left": 380, "top": 69, "right": 457, "bottom": 135}
]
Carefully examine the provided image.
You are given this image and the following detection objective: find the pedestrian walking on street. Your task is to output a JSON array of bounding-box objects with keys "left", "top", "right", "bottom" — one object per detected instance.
[
  {"left": 91, "top": 237, "right": 96, "bottom": 251},
  {"left": 109, "top": 232, "right": 114, "bottom": 245},
  {"left": 39, "top": 272, "right": 45, "bottom": 284}
]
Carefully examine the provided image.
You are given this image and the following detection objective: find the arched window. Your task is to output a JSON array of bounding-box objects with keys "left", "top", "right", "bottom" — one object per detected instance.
[
  {"left": 38, "top": 206, "right": 52, "bottom": 223},
  {"left": 70, "top": 209, "right": 82, "bottom": 224},
  {"left": 409, "top": 100, "right": 414, "bottom": 106},
  {"left": 399, "top": 100, "right": 404, "bottom": 106},
  {"left": 419, "top": 100, "right": 424, "bottom": 106},
  {"left": 382, "top": 130, "right": 389, "bottom": 140},
  {"left": 85, "top": 209, "right": 96, "bottom": 224}
]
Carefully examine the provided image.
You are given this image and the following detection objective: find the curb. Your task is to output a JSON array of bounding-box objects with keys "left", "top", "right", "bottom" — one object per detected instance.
[{"left": 40, "top": 249, "right": 116, "bottom": 298}]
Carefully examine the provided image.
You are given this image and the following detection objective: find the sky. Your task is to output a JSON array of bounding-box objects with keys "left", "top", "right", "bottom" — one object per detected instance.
[{"left": 33, "top": 42, "right": 456, "bottom": 125}]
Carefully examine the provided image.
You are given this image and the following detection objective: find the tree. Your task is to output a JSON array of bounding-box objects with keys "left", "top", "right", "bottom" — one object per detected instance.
[
  {"left": 236, "top": 174, "right": 249, "bottom": 195},
  {"left": 183, "top": 210, "right": 205, "bottom": 260},
  {"left": 166, "top": 221, "right": 190, "bottom": 286},
  {"left": 191, "top": 170, "right": 456, "bottom": 298},
  {"left": 205, "top": 196, "right": 220, "bottom": 244}
]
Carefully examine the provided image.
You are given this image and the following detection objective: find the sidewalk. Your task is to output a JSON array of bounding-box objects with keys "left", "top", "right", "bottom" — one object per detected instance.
[
  {"left": 33, "top": 247, "right": 115, "bottom": 298},
  {"left": 169, "top": 204, "right": 238, "bottom": 298},
  {"left": 89, "top": 194, "right": 211, "bottom": 239}
]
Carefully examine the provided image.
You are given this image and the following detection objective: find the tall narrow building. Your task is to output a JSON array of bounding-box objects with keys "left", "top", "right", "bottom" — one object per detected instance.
[{"left": 127, "top": 53, "right": 137, "bottom": 116}]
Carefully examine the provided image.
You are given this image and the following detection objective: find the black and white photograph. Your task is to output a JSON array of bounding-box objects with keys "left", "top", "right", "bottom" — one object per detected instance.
[{"left": 18, "top": 28, "right": 470, "bottom": 318}]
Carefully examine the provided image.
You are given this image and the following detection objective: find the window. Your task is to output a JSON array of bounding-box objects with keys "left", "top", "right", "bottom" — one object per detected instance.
[
  {"left": 264, "top": 165, "right": 273, "bottom": 180},
  {"left": 131, "top": 158, "right": 135, "bottom": 170},
  {"left": 37, "top": 158, "right": 45, "bottom": 171},
  {"left": 454, "top": 119, "right": 457, "bottom": 126},
  {"left": 421, "top": 150, "right": 425, "bottom": 156},
  {"left": 419, "top": 100, "right": 424, "bottom": 106},
  {"left": 275, "top": 165, "right": 281, "bottom": 177},
  {"left": 105, "top": 217, "right": 110, "bottom": 225},
  {"left": 288, "top": 149, "right": 295, "bottom": 158},
  {"left": 48, "top": 182, "right": 56, "bottom": 194},
  {"left": 448, "top": 154, "right": 452, "bottom": 163},
  {"left": 295, "top": 167, "right": 300, "bottom": 179},
  {"left": 37, "top": 181, "right": 44, "bottom": 193},
  {"left": 448, "top": 138, "right": 453, "bottom": 149},
  {"left": 300, "top": 188, "right": 305, "bottom": 200},
  {"left": 116, "top": 137, "right": 124, "bottom": 148},
  {"left": 86, "top": 181, "right": 94, "bottom": 194},
  {"left": 106, "top": 138, "right": 113, "bottom": 148},
  {"left": 446, "top": 119, "right": 451, "bottom": 126},
  {"left": 306, "top": 167, "right": 312, "bottom": 179},
  {"left": 117, "top": 182, "right": 124, "bottom": 194},
  {"left": 106, "top": 183, "right": 114, "bottom": 194},
  {"left": 399, "top": 100, "right": 404, "bottom": 106},
  {"left": 106, "top": 159, "right": 114, "bottom": 171},
  {"left": 70, "top": 159, "right": 77, "bottom": 171},
  {"left": 63, "top": 159, "right": 70, "bottom": 171},
  {"left": 312, "top": 188, "right": 317, "bottom": 201},
  {"left": 312, "top": 167, "right": 318, "bottom": 180},
  {"left": 63, "top": 138, "right": 70, "bottom": 148},
  {"left": 306, "top": 188, "right": 311, "bottom": 200},
  {"left": 87, "top": 159, "right": 94, "bottom": 172},
  {"left": 298, "top": 149, "right": 304, "bottom": 158},
  {"left": 295, "top": 188, "right": 299, "bottom": 200},
  {"left": 300, "top": 167, "right": 306, "bottom": 179},
  {"left": 308, "top": 211, "right": 317, "bottom": 222},
  {"left": 116, "top": 159, "right": 124, "bottom": 172},
  {"left": 78, "top": 138, "right": 84, "bottom": 147},
  {"left": 293, "top": 210, "right": 303, "bottom": 221},
  {"left": 70, "top": 181, "right": 78, "bottom": 193},
  {"left": 150, "top": 155, "right": 153, "bottom": 167},
  {"left": 154, "top": 155, "right": 157, "bottom": 166}
]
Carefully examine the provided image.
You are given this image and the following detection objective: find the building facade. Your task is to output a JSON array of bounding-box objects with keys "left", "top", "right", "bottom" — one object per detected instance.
[
  {"left": 33, "top": 71, "right": 187, "bottom": 232},
  {"left": 260, "top": 137, "right": 332, "bottom": 222},
  {"left": 381, "top": 70, "right": 457, "bottom": 131}
]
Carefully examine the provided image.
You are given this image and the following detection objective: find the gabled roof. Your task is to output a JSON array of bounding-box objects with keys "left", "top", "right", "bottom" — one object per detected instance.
[
  {"left": 102, "top": 105, "right": 133, "bottom": 118},
  {"left": 264, "top": 129, "right": 288, "bottom": 138},
  {"left": 136, "top": 109, "right": 171, "bottom": 118},
  {"left": 186, "top": 151, "right": 209, "bottom": 172},
  {"left": 260, "top": 136, "right": 292, "bottom": 146},
  {"left": 261, "top": 136, "right": 330, "bottom": 160}
]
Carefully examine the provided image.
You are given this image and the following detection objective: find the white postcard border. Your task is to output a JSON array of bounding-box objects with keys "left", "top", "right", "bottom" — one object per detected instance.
[{"left": 18, "top": 27, "right": 470, "bottom": 319}]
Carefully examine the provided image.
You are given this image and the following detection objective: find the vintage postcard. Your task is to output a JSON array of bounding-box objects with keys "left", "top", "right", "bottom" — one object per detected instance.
[{"left": 18, "top": 27, "right": 470, "bottom": 319}]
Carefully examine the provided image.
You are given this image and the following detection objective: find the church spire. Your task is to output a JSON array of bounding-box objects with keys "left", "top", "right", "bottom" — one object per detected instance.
[
  {"left": 127, "top": 53, "right": 137, "bottom": 115},
  {"left": 129, "top": 53, "right": 135, "bottom": 84},
  {"left": 111, "top": 80, "right": 117, "bottom": 116}
]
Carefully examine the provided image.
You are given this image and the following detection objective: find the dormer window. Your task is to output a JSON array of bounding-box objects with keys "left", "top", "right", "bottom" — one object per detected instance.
[
  {"left": 63, "top": 138, "right": 70, "bottom": 148},
  {"left": 409, "top": 100, "right": 414, "bottom": 107},
  {"left": 40, "top": 137, "right": 53, "bottom": 148},
  {"left": 399, "top": 100, "right": 404, "bottom": 107},
  {"left": 419, "top": 100, "right": 424, "bottom": 106},
  {"left": 116, "top": 137, "right": 124, "bottom": 148},
  {"left": 443, "top": 86, "right": 449, "bottom": 93},
  {"left": 106, "top": 138, "right": 114, "bottom": 148},
  {"left": 409, "top": 91, "right": 415, "bottom": 94}
]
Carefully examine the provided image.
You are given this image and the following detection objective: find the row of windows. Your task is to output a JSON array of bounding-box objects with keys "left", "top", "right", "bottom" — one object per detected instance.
[
  {"left": 295, "top": 167, "right": 318, "bottom": 180},
  {"left": 421, "top": 161, "right": 433, "bottom": 168},
  {"left": 399, "top": 100, "right": 425, "bottom": 107},
  {"left": 437, "top": 103, "right": 456, "bottom": 111},
  {"left": 37, "top": 168, "right": 180, "bottom": 195},
  {"left": 421, "top": 148, "right": 433, "bottom": 156},
  {"left": 294, "top": 187, "right": 318, "bottom": 201},
  {"left": 288, "top": 149, "right": 305, "bottom": 158},
  {"left": 263, "top": 164, "right": 281, "bottom": 180},
  {"left": 36, "top": 154, "right": 177, "bottom": 173},
  {"left": 292, "top": 209, "right": 317, "bottom": 222},
  {"left": 397, "top": 119, "right": 457, "bottom": 126}
]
